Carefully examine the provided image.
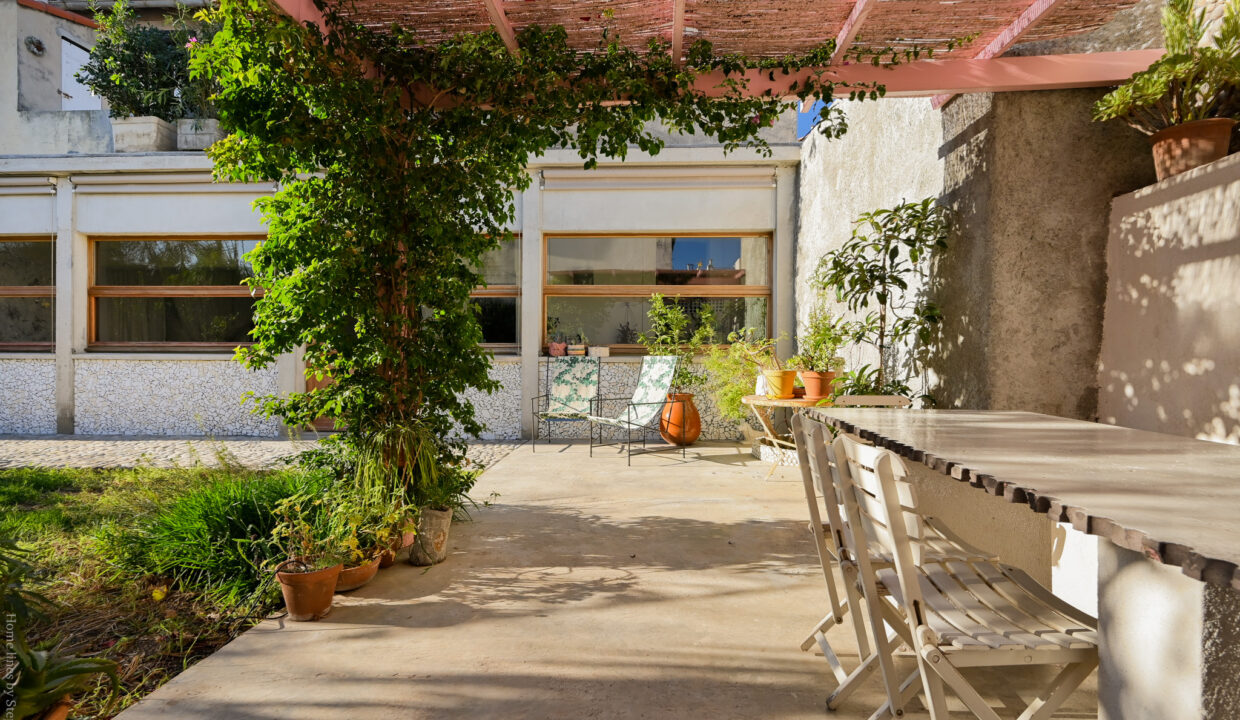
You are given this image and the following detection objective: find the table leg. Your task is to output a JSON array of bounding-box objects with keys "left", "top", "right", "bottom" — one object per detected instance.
[{"left": 1098, "top": 540, "right": 1240, "bottom": 719}]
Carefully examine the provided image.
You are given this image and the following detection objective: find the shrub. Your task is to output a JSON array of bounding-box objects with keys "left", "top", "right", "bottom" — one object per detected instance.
[{"left": 96, "top": 469, "right": 328, "bottom": 607}]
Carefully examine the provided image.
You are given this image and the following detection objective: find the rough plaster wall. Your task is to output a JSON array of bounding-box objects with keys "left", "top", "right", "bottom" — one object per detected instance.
[
  {"left": 16, "top": 6, "right": 95, "bottom": 111},
  {"left": 462, "top": 359, "right": 522, "bottom": 441},
  {"left": 1009, "top": 0, "right": 1163, "bottom": 57},
  {"left": 794, "top": 98, "right": 945, "bottom": 400},
  {"left": 0, "top": 359, "right": 56, "bottom": 433},
  {"left": 1100, "top": 153, "right": 1240, "bottom": 444},
  {"left": 0, "top": 0, "right": 112, "bottom": 154},
  {"left": 74, "top": 359, "right": 282, "bottom": 436},
  {"left": 535, "top": 359, "right": 740, "bottom": 441}
]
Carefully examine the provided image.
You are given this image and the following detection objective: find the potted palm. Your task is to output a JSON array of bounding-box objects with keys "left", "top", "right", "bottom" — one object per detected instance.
[
  {"left": 639, "top": 294, "right": 716, "bottom": 446},
  {"left": 271, "top": 493, "right": 343, "bottom": 621},
  {"left": 1093, "top": 0, "right": 1240, "bottom": 180}
]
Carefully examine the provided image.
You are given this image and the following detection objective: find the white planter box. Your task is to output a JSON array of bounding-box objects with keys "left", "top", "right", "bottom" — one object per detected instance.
[
  {"left": 176, "top": 118, "right": 224, "bottom": 151},
  {"left": 587, "top": 346, "right": 611, "bottom": 357},
  {"left": 110, "top": 116, "right": 176, "bottom": 152}
]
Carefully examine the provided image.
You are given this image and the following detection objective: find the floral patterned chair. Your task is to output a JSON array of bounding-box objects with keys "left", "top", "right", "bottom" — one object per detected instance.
[
  {"left": 586, "top": 355, "right": 681, "bottom": 465},
  {"left": 531, "top": 356, "right": 601, "bottom": 450}
]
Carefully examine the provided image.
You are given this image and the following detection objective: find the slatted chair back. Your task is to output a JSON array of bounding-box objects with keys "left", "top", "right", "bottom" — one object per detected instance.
[
  {"left": 623, "top": 355, "right": 678, "bottom": 427},
  {"left": 832, "top": 395, "right": 913, "bottom": 408},
  {"left": 543, "top": 356, "right": 601, "bottom": 416},
  {"left": 833, "top": 432, "right": 925, "bottom": 567}
]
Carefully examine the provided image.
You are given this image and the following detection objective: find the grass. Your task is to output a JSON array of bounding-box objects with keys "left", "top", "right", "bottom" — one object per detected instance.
[{"left": 3, "top": 457, "right": 322, "bottom": 719}]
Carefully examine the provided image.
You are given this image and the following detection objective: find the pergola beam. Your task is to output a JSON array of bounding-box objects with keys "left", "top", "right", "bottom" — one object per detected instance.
[
  {"left": 831, "top": 0, "right": 877, "bottom": 65},
  {"left": 482, "top": 0, "right": 520, "bottom": 57},
  {"left": 670, "top": 0, "right": 686, "bottom": 64},
  {"left": 931, "top": 0, "right": 1069, "bottom": 108}
]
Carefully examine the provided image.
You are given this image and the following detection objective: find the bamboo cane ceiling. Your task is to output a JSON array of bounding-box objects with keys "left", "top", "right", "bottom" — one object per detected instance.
[{"left": 336, "top": 0, "right": 1141, "bottom": 59}]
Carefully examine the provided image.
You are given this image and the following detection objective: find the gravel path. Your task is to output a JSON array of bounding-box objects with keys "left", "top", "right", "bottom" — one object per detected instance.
[{"left": 0, "top": 435, "right": 522, "bottom": 471}]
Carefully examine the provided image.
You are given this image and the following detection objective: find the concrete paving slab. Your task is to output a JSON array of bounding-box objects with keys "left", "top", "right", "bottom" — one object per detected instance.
[{"left": 116, "top": 442, "right": 1097, "bottom": 719}]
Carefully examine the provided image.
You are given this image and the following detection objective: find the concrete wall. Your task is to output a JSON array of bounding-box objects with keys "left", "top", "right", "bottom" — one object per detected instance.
[
  {"left": 0, "top": 0, "right": 113, "bottom": 155},
  {"left": 1100, "top": 152, "right": 1240, "bottom": 444}
]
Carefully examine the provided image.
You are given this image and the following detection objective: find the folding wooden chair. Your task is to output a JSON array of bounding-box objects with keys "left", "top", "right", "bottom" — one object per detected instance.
[
  {"left": 833, "top": 432, "right": 1099, "bottom": 720},
  {"left": 792, "top": 413, "right": 997, "bottom": 712}
]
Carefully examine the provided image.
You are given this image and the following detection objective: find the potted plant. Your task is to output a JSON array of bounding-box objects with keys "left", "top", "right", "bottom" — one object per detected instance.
[
  {"left": 566, "top": 329, "right": 588, "bottom": 356},
  {"left": 329, "top": 481, "right": 409, "bottom": 590},
  {"left": 77, "top": 0, "right": 186, "bottom": 152},
  {"left": 1093, "top": 0, "right": 1240, "bottom": 180},
  {"left": 728, "top": 329, "right": 793, "bottom": 399},
  {"left": 639, "top": 294, "right": 716, "bottom": 446},
  {"left": 271, "top": 493, "right": 342, "bottom": 621},
  {"left": 174, "top": 9, "right": 224, "bottom": 150},
  {"left": 789, "top": 303, "right": 849, "bottom": 401}
]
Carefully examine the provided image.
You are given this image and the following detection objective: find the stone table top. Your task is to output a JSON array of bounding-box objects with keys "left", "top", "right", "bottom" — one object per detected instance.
[{"left": 807, "top": 409, "right": 1240, "bottom": 590}]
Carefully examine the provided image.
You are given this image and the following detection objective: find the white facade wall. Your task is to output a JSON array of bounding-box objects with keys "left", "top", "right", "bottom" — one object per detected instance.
[{"left": 1, "top": 140, "right": 799, "bottom": 439}]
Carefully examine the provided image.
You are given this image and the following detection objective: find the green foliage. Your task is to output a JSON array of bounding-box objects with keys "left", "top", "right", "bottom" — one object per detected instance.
[
  {"left": 97, "top": 469, "right": 328, "bottom": 606},
  {"left": 814, "top": 198, "right": 949, "bottom": 397},
  {"left": 77, "top": 0, "right": 218, "bottom": 121},
  {"left": 188, "top": 0, "right": 950, "bottom": 465},
  {"left": 1094, "top": 0, "right": 1240, "bottom": 134},
  {"left": 351, "top": 424, "right": 478, "bottom": 513},
  {"left": 639, "top": 294, "right": 716, "bottom": 392},
  {"left": 703, "top": 328, "right": 775, "bottom": 421},
  {"left": 789, "top": 300, "right": 848, "bottom": 373}
]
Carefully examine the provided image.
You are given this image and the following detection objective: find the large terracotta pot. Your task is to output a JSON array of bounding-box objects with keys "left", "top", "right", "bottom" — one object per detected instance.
[
  {"left": 762, "top": 370, "right": 797, "bottom": 399},
  {"left": 799, "top": 371, "right": 837, "bottom": 401},
  {"left": 1150, "top": 118, "right": 1236, "bottom": 181},
  {"left": 408, "top": 508, "right": 453, "bottom": 566},
  {"left": 659, "top": 393, "right": 701, "bottom": 446},
  {"left": 37, "top": 696, "right": 74, "bottom": 720},
  {"left": 276, "top": 560, "right": 342, "bottom": 621},
  {"left": 335, "top": 556, "right": 381, "bottom": 592}
]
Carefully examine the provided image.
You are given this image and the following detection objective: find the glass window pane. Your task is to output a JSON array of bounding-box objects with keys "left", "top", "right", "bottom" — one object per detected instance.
[
  {"left": 96, "top": 298, "right": 255, "bottom": 343},
  {"left": 546, "top": 236, "right": 768, "bottom": 287},
  {"left": 475, "top": 297, "right": 517, "bottom": 345},
  {"left": 95, "top": 240, "right": 257, "bottom": 286},
  {"left": 0, "top": 241, "right": 54, "bottom": 286},
  {"left": 477, "top": 238, "right": 519, "bottom": 287},
  {"left": 0, "top": 298, "right": 54, "bottom": 344},
  {"left": 546, "top": 296, "right": 767, "bottom": 346}
]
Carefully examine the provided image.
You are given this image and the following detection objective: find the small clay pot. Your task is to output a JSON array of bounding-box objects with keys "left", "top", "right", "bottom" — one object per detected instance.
[
  {"left": 408, "top": 508, "right": 453, "bottom": 566},
  {"left": 1150, "top": 118, "right": 1236, "bottom": 181},
  {"left": 799, "top": 370, "right": 838, "bottom": 401},
  {"left": 276, "top": 559, "right": 341, "bottom": 621},
  {"left": 548, "top": 342, "right": 567, "bottom": 357},
  {"left": 335, "top": 556, "right": 381, "bottom": 592},
  {"left": 762, "top": 369, "right": 797, "bottom": 399}
]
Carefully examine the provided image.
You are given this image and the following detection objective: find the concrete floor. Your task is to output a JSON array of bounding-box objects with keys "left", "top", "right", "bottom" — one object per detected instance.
[{"left": 118, "top": 442, "right": 1097, "bottom": 719}]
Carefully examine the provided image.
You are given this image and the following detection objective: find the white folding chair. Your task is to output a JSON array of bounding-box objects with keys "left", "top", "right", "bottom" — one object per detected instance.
[
  {"left": 833, "top": 433, "right": 1099, "bottom": 720},
  {"left": 793, "top": 413, "right": 998, "bottom": 712}
]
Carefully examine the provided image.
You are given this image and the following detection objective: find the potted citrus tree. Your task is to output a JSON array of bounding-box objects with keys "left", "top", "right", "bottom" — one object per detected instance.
[
  {"left": 639, "top": 294, "right": 716, "bottom": 446},
  {"left": 1093, "top": 0, "right": 1240, "bottom": 180}
]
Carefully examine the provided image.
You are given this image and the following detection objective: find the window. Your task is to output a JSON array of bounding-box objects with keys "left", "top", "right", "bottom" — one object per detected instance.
[
  {"left": 544, "top": 235, "right": 770, "bottom": 351},
  {"left": 472, "top": 236, "right": 520, "bottom": 352},
  {"left": 0, "top": 237, "right": 55, "bottom": 352},
  {"left": 89, "top": 238, "right": 260, "bottom": 350}
]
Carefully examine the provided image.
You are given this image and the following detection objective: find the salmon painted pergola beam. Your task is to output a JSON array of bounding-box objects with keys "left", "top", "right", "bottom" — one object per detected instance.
[{"left": 270, "top": 0, "right": 1159, "bottom": 102}]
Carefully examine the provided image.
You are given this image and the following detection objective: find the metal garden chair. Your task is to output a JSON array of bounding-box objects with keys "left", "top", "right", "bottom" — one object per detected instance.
[
  {"left": 530, "top": 356, "right": 601, "bottom": 451},
  {"left": 832, "top": 429, "right": 1098, "bottom": 720},
  {"left": 586, "top": 355, "right": 681, "bottom": 465}
]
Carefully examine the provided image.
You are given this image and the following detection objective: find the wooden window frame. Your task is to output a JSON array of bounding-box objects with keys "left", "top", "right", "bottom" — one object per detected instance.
[
  {"left": 542, "top": 233, "right": 773, "bottom": 354},
  {"left": 88, "top": 235, "right": 264, "bottom": 353},
  {"left": 471, "top": 234, "right": 520, "bottom": 354},
  {"left": 0, "top": 236, "right": 55, "bottom": 353}
]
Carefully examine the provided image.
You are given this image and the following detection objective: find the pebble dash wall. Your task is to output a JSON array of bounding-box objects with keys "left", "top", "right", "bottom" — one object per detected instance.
[
  {"left": 0, "top": 359, "right": 56, "bottom": 434},
  {"left": 73, "top": 359, "right": 283, "bottom": 436}
]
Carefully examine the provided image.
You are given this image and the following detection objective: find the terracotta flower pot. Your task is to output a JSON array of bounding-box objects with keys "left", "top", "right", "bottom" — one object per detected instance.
[
  {"left": 762, "top": 370, "right": 797, "bottom": 399},
  {"left": 548, "top": 342, "right": 567, "bottom": 356},
  {"left": 799, "top": 371, "right": 837, "bottom": 401},
  {"left": 1150, "top": 118, "right": 1236, "bottom": 181},
  {"left": 335, "top": 556, "right": 381, "bottom": 592},
  {"left": 38, "top": 696, "right": 74, "bottom": 720},
  {"left": 659, "top": 392, "right": 701, "bottom": 446},
  {"left": 276, "top": 560, "right": 341, "bottom": 621},
  {"left": 408, "top": 508, "right": 453, "bottom": 566}
]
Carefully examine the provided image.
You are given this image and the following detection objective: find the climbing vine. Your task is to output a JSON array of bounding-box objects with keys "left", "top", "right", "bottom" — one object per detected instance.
[{"left": 191, "top": 0, "right": 948, "bottom": 465}]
